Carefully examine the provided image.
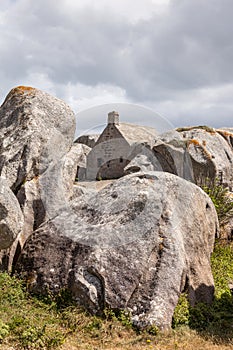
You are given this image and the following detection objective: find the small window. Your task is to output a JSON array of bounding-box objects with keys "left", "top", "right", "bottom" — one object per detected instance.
[{"left": 120, "top": 156, "right": 123, "bottom": 163}]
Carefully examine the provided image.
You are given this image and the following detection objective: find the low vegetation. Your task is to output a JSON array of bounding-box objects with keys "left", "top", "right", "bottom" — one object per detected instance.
[
  {"left": 173, "top": 244, "right": 233, "bottom": 339},
  {"left": 176, "top": 125, "right": 215, "bottom": 133},
  {"left": 201, "top": 178, "right": 233, "bottom": 225},
  {"left": 0, "top": 242, "right": 232, "bottom": 350}
]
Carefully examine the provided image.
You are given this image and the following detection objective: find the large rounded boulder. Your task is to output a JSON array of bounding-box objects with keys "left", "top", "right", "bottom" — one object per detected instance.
[
  {"left": 0, "top": 86, "right": 76, "bottom": 268},
  {"left": 0, "top": 86, "right": 75, "bottom": 191},
  {"left": 16, "top": 171, "right": 219, "bottom": 330},
  {"left": 176, "top": 126, "right": 233, "bottom": 189}
]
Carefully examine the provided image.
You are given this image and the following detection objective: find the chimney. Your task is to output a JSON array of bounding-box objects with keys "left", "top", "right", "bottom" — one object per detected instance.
[{"left": 108, "top": 111, "right": 119, "bottom": 125}]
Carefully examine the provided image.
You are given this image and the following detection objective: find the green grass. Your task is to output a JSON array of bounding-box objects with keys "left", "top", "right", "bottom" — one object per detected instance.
[
  {"left": 173, "top": 178, "right": 233, "bottom": 338},
  {"left": 0, "top": 273, "right": 66, "bottom": 349},
  {"left": 173, "top": 243, "right": 233, "bottom": 342},
  {"left": 0, "top": 243, "right": 233, "bottom": 349},
  {"left": 0, "top": 274, "right": 146, "bottom": 349},
  {"left": 1, "top": 200, "right": 233, "bottom": 350}
]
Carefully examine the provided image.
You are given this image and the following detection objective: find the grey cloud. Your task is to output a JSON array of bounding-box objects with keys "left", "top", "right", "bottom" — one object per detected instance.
[
  {"left": 0, "top": 0, "right": 233, "bottom": 128},
  {"left": 133, "top": 0, "right": 233, "bottom": 95}
]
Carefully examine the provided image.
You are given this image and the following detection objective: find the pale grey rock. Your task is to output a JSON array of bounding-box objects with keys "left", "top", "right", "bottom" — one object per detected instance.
[
  {"left": 152, "top": 130, "right": 195, "bottom": 182},
  {"left": 147, "top": 127, "right": 233, "bottom": 190},
  {"left": 123, "top": 143, "right": 161, "bottom": 175},
  {"left": 220, "top": 216, "right": 233, "bottom": 242},
  {"left": 0, "top": 86, "right": 76, "bottom": 269},
  {"left": 0, "top": 177, "right": 23, "bottom": 249},
  {"left": 176, "top": 127, "right": 233, "bottom": 190},
  {"left": 0, "top": 86, "right": 75, "bottom": 191},
  {"left": 218, "top": 127, "right": 233, "bottom": 135},
  {"left": 16, "top": 171, "right": 218, "bottom": 330},
  {"left": 0, "top": 177, "right": 45, "bottom": 269},
  {"left": 63, "top": 143, "right": 91, "bottom": 198},
  {"left": 216, "top": 128, "right": 233, "bottom": 150},
  {"left": 124, "top": 154, "right": 155, "bottom": 174}
]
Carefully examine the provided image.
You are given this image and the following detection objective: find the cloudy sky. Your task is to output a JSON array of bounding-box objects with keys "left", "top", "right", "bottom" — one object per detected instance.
[{"left": 1, "top": 0, "right": 233, "bottom": 133}]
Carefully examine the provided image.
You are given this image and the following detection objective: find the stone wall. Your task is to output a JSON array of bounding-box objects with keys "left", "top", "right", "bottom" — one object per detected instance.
[{"left": 86, "top": 124, "right": 131, "bottom": 180}]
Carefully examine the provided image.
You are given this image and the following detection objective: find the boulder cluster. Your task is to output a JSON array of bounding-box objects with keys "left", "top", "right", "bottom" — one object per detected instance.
[{"left": 0, "top": 86, "right": 232, "bottom": 330}]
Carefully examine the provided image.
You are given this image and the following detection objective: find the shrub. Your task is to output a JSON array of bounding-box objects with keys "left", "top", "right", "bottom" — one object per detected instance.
[
  {"left": 172, "top": 293, "right": 190, "bottom": 328},
  {"left": 201, "top": 178, "right": 233, "bottom": 225}
]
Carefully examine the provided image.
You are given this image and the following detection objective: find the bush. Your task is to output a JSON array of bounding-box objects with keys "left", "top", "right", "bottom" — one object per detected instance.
[
  {"left": 201, "top": 178, "right": 233, "bottom": 225},
  {"left": 172, "top": 293, "right": 190, "bottom": 328}
]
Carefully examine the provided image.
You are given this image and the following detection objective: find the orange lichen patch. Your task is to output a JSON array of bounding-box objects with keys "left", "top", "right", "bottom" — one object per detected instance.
[
  {"left": 33, "top": 175, "right": 40, "bottom": 182},
  {"left": 2, "top": 86, "right": 36, "bottom": 105},
  {"left": 202, "top": 148, "right": 213, "bottom": 160},
  {"left": 187, "top": 139, "right": 213, "bottom": 160},
  {"left": 217, "top": 129, "right": 233, "bottom": 137},
  {"left": 227, "top": 192, "right": 233, "bottom": 199},
  {"left": 12, "top": 85, "right": 36, "bottom": 94},
  {"left": 187, "top": 139, "right": 200, "bottom": 147}
]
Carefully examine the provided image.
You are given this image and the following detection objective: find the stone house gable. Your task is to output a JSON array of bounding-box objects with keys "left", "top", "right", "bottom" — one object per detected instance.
[
  {"left": 95, "top": 121, "right": 129, "bottom": 147},
  {"left": 86, "top": 111, "right": 157, "bottom": 180}
]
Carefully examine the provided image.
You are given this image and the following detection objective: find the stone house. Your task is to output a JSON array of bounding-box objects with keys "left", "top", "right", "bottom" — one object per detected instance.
[{"left": 86, "top": 111, "right": 157, "bottom": 180}]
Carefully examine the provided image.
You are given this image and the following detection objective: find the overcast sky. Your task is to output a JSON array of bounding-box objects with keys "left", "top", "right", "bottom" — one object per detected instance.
[{"left": 1, "top": 0, "right": 233, "bottom": 132}]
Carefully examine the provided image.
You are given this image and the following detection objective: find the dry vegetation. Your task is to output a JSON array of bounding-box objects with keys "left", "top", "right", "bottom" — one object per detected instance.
[
  {"left": 176, "top": 125, "right": 216, "bottom": 133},
  {"left": 0, "top": 243, "right": 233, "bottom": 350}
]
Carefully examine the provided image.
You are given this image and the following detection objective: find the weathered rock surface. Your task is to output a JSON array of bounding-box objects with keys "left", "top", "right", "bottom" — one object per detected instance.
[
  {"left": 75, "top": 134, "right": 99, "bottom": 148},
  {"left": 0, "top": 177, "right": 23, "bottom": 249},
  {"left": 124, "top": 154, "right": 155, "bottom": 174},
  {"left": 176, "top": 126, "right": 233, "bottom": 189},
  {"left": 151, "top": 130, "right": 194, "bottom": 182},
  {"left": 16, "top": 172, "right": 218, "bottom": 330},
  {"left": 218, "top": 127, "right": 233, "bottom": 134},
  {"left": 0, "top": 86, "right": 76, "bottom": 268},
  {"left": 123, "top": 143, "right": 161, "bottom": 175},
  {"left": 0, "top": 86, "right": 75, "bottom": 191},
  {"left": 220, "top": 217, "right": 233, "bottom": 242},
  {"left": 63, "top": 143, "right": 91, "bottom": 198}
]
